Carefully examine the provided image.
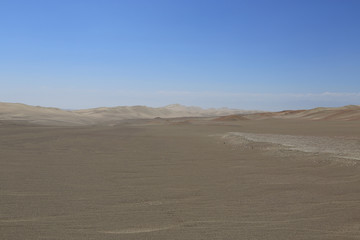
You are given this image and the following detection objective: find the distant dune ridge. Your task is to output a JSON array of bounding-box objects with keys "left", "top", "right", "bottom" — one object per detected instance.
[
  {"left": 0, "top": 102, "right": 256, "bottom": 126},
  {"left": 1, "top": 102, "right": 359, "bottom": 126},
  {"left": 245, "top": 105, "right": 360, "bottom": 121},
  {"left": 213, "top": 105, "right": 360, "bottom": 122},
  {"left": 213, "top": 114, "right": 249, "bottom": 121}
]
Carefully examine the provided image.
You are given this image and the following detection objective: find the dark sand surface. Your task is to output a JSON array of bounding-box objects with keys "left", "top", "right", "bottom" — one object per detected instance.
[{"left": 1, "top": 119, "right": 360, "bottom": 239}]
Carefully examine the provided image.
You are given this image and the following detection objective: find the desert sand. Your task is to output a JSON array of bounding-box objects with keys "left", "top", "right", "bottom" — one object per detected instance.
[
  {"left": 1, "top": 103, "right": 360, "bottom": 239},
  {"left": 0, "top": 102, "right": 257, "bottom": 126}
]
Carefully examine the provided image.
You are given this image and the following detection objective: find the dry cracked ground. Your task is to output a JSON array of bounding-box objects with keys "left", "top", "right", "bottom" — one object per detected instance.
[{"left": 1, "top": 119, "right": 360, "bottom": 240}]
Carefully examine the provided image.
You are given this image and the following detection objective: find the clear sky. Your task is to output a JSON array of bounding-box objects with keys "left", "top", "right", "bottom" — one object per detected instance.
[{"left": 1, "top": 0, "right": 359, "bottom": 110}]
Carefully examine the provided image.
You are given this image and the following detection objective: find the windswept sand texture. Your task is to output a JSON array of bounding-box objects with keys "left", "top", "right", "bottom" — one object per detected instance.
[{"left": 1, "top": 104, "right": 360, "bottom": 239}]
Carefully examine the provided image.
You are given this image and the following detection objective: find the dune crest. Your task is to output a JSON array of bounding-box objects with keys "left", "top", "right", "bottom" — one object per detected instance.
[
  {"left": 0, "top": 102, "right": 255, "bottom": 126},
  {"left": 1, "top": 102, "right": 359, "bottom": 126}
]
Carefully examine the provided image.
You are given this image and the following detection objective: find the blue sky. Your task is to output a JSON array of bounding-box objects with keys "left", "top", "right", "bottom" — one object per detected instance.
[{"left": 1, "top": 0, "right": 359, "bottom": 110}]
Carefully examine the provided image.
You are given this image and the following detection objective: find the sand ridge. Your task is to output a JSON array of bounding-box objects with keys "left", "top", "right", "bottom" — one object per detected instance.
[
  {"left": 0, "top": 102, "right": 256, "bottom": 126},
  {"left": 244, "top": 105, "right": 360, "bottom": 121},
  {"left": 1, "top": 102, "right": 359, "bottom": 126}
]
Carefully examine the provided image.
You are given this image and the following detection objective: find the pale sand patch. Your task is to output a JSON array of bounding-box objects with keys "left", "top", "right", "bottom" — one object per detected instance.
[
  {"left": 1, "top": 191, "right": 51, "bottom": 197},
  {"left": 0, "top": 218, "right": 40, "bottom": 223},
  {"left": 223, "top": 132, "right": 360, "bottom": 160},
  {"left": 99, "top": 225, "right": 179, "bottom": 234},
  {"left": 99, "top": 220, "right": 232, "bottom": 234}
]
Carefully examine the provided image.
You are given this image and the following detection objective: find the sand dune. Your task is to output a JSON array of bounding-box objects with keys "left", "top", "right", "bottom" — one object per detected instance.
[
  {"left": 0, "top": 102, "right": 93, "bottom": 126},
  {"left": 213, "top": 114, "right": 249, "bottom": 121},
  {"left": 0, "top": 102, "right": 256, "bottom": 126},
  {"left": 240, "top": 105, "right": 360, "bottom": 121},
  {"left": 73, "top": 104, "right": 256, "bottom": 121},
  {"left": 1, "top": 102, "right": 359, "bottom": 126}
]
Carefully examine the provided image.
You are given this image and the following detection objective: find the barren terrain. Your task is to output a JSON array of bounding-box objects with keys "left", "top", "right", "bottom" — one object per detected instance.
[
  {"left": 1, "top": 103, "right": 360, "bottom": 239},
  {"left": 1, "top": 114, "right": 360, "bottom": 239}
]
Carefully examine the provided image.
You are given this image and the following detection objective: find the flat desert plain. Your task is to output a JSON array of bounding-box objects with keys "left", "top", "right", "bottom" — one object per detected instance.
[{"left": 1, "top": 118, "right": 360, "bottom": 239}]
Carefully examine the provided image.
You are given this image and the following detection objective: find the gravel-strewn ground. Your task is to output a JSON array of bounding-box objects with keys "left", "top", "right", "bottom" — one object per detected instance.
[
  {"left": 2, "top": 122, "right": 360, "bottom": 240},
  {"left": 224, "top": 132, "right": 360, "bottom": 160}
]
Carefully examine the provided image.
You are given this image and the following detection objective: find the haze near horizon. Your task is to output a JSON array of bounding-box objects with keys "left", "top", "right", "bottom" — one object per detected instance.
[{"left": 1, "top": 0, "right": 359, "bottom": 110}]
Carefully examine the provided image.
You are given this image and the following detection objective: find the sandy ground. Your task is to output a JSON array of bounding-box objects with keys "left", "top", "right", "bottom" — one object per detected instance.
[
  {"left": 223, "top": 132, "right": 360, "bottom": 160},
  {"left": 1, "top": 119, "right": 360, "bottom": 239}
]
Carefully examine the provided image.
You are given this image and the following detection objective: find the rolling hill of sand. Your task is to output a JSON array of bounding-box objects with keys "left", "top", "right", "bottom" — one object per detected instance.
[
  {"left": 1, "top": 102, "right": 359, "bottom": 126},
  {"left": 0, "top": 102, "right": 256, "bottom": 126},
  {"left": 255, "top": 105, "right": 360, "bottom": 120},
  {"left": 0, "top": 102, "right": 93, "bottom": 126},
  {"left": 216, "top": 105, "right": 360, "bottom": 121},
  {"left": 213, "top": 114, "right": 249, "bottom": 121},
  {"left": 73, "top": 104, "right": 257, "bottom": 122}
]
